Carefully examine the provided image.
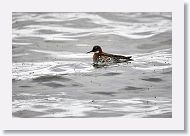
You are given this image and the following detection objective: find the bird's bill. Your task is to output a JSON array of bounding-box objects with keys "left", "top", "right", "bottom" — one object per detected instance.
[{"left": 87, "top": 50, "right": 93, "bottom": 53}]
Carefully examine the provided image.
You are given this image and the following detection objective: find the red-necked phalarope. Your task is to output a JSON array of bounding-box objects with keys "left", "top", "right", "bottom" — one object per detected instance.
[{"left": 87, "top": 45, "right": 133, "bottom": 64}]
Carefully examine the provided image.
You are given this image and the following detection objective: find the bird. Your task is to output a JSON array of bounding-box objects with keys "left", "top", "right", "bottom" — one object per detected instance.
[{"left": 87, "top": 45, "right": 133, "bottom": 65}]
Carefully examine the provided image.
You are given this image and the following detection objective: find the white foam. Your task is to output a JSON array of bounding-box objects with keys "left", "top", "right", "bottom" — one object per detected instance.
[
  {"left": 132, "top": 48, "right": 172, "bottom": 71},
  {"left": 12, "top": 61, "right": 93, "bottom": 80}
]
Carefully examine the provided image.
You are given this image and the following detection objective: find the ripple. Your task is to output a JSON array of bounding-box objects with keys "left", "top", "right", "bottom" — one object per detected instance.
[
  {"left": 124, "top": 86, "right": 144, "bottom": 90},
  {"left": 90, "top": 92, "right": 117, "bottom": 96},
  {"left": 12, "top": 110, "right": 47, "bottom": 118},
  {"left": 132, "top": 48, "right": 172, "bottom": 71},
  {"left": 102, "top": 72, "right": 121, "bottom": 76},
  {"left": 41, "top": 83, "right": 65, "bottom": 88},
  {"left": 19, "top": 85, "right": 31, "bottom": 88},
  {"left": 142, "top": 78, "right": 162, "bottom": 82},
  {"left": 12, "top": 97, "right": 171, "bottom": 118},
  {"left": 33, "top": 75, "right": 71, "bottom": 82},
  {"left": 13, "top": 12, "right": 171, "bottom": 40},
  {"left": 13, "top": 61, "right": 93, "bottom": 80}
]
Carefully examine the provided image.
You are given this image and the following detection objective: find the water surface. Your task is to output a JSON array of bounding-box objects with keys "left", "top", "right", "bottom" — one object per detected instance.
[{"left": 12, "top": 12, "right": 172, "bottom": 118}]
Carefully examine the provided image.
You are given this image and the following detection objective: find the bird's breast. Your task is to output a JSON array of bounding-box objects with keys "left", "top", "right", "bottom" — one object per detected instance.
[{"left": 93, "top": 53, "right": 99, "bottom": 63}]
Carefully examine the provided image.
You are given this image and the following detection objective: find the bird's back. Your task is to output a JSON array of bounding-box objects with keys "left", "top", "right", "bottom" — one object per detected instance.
[{"left": 94, "top": 52, "right": 133, "bottom": 64}]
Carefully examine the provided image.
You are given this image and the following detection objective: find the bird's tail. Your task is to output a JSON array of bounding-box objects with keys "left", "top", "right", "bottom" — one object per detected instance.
[
  {"left": 124, "top": 56, "right": 133, "bottom": 61},
  {"left": 114, "top": 55, "right": 133, "bottom": 61}
]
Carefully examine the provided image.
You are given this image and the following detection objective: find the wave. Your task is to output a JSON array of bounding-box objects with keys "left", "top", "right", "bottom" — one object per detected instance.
[
  {"left": 12, "top": 96, "right": 171, "bottom": 118},
  {"left": 12, "top": 61, "right": 93, "bottom": 80},
  {"left": 12, "top": 48, "right": 171, "bottom": 80},
  {"left": 13, "top": 12, "right": 172, "bottom": 40},
  {"left": 132, "top": 48, "right": 172, "bottom": 71}
]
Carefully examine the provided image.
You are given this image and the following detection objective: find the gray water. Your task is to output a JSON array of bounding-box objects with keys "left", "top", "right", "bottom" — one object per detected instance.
[{"left": 12, "top": 12, "right": 172, "bottom": 118}]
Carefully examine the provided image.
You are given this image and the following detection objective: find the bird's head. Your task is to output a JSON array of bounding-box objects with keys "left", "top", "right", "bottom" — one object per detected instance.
[{"left": 87, "top": 45, "right": 102, "bottom": 53}]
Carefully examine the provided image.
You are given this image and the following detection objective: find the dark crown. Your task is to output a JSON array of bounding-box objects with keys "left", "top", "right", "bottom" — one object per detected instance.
[{"left": 92, "top": 45, "right": 101, "bottom": 52}]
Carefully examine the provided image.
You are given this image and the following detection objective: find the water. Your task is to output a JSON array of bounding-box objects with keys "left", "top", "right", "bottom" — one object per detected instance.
[{"left": 12, "top": 12, "right": 172, "bottom": 118}]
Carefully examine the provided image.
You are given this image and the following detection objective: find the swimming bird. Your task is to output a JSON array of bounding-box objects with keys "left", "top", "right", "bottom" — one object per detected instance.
[{"left": 87, "top": 45, "right": 133, "bottom": 65}]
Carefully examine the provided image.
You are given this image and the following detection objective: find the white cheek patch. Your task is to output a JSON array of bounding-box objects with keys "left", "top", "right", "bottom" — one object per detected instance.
[{"left": 95, "top": 51, "right": 99, "bottom": 53}]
